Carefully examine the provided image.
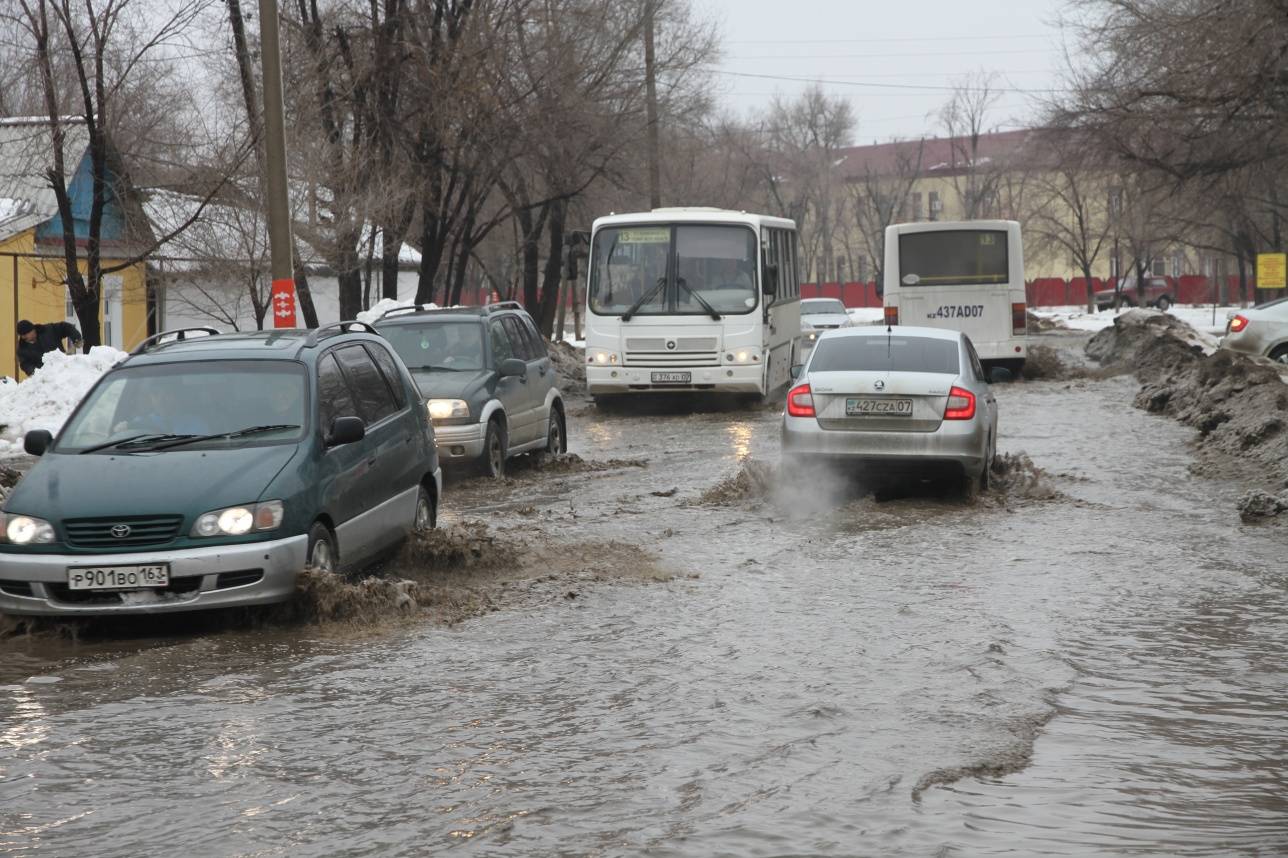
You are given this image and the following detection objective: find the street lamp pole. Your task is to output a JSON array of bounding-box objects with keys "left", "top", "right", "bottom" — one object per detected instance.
[{"left": 257, "top": 0, "right": 298, "bottom": 327}]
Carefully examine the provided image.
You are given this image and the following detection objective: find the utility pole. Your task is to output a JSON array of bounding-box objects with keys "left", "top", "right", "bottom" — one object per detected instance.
[
  {"left": 643, "top": 0, "right": 661, "bottom": 210},
  {"left": 258, "top": 0, "right": 298, "bottom": 327}
]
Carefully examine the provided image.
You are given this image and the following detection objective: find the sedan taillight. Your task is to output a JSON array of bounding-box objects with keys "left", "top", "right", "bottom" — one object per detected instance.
[
  {"left": 1228, "top": 314, "right": 1249, "bottom": 333},
  {"left": 944, "top": 386, "right": 976, "bottom": 420},
  {"left": 786, "top": 383, "right": 815, "bottom": 417}
]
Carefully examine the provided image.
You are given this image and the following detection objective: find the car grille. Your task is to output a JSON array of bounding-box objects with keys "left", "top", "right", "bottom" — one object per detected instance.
[
  {"left": 623, "top": 336, "right": 721, "bottom": 367},
  {"left": 625, "top": 351, "right": 720, "bottom": 366},
  {"left": 63, "top": 515, "right": 184, "bottom": 548}
]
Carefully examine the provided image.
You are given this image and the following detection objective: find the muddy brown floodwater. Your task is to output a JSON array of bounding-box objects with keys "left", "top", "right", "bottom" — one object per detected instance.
[{"left": 2, "top": 331, "right": 1287, "bottom": 856}]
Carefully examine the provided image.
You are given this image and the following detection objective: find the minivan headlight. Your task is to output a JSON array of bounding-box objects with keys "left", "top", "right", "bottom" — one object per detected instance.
[
  {"left": 1, "top": 514, "right": 56, "bottom": 545},
  {"left": 426, "top": 399, "right": 469, "bottom": 421},
  {"left": 192, "top": 501, "right": 284, "bottom": 537}
]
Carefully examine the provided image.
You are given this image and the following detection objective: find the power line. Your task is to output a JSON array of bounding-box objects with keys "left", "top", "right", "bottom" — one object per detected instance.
[
  {"left": 701, "top": 68, "right": 1074, "bottom": 95},
  {"left": 725, "top": 34, "right": 1050, "bottom": 44},
  {"left": 722, "top": 49, "right": 1053, "bottom": 60}
]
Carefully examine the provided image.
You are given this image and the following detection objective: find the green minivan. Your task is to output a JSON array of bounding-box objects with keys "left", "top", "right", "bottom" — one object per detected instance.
[{"left": 0, "top": 323, "right": 441, "bottom": 616}]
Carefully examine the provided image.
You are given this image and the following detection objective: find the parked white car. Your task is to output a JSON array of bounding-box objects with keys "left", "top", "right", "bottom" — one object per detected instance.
[
  {"left": 799, "top": 298, "right": 852, "bottom": 351},
  {"left": 1222, "top": 297, "right": 1288, "bottom": 364}
]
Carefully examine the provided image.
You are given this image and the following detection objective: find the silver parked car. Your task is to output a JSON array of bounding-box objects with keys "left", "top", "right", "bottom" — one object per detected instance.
[
  {"left": 1221, "top": 297, "right": 1288, "bottom": 364},
  {"left": 799, "top": 297, "right": 853, "bottom": 351},
  {"left": 781, "top": 325, "right": 998, "bottom": 494}
]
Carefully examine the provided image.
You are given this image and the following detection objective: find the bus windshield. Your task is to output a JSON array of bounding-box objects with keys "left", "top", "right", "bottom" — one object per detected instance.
[
  {"left": 589, "top": 224, "right": 759, "bottom": 316},
  {"left": 898, "top": 230, "right": 1008, "bottom": 287}
]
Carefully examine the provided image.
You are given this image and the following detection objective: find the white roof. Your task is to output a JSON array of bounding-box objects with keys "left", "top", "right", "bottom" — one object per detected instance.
[
  {"left": 592, "top": 208, "right": 796, "bottom": 231},
  {"left": 0, "top": 119, "right": 90, "bottom": 243}
]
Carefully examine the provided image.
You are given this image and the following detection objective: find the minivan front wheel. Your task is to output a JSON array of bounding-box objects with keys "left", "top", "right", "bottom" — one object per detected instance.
[
  {"left": 414, "top": 485, "right": 436, "bottom": 532},
  {"left": 307, "top": 522, "right": 338, "bottom": 574}
]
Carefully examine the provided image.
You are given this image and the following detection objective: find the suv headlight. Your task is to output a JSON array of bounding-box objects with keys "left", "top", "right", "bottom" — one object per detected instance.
[
  {"left": 588, "top": 350, "right": 618, "bottom": 365},
  {"left": 192, "top": 501, "right": 284, "bottom": 537},
  {"left": 0, "top": 514, "right": 56, "bottom": 545},
  {"left": 426, "top": 399, "right": 470, "bottom": 421}
]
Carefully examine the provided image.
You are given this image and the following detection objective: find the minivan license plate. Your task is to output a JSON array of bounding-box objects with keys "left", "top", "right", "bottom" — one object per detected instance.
[
  {"left": 651, "top": 371, "right": 691, "bottom": 384},
  {"left": 67, "top": 565, "right": 170, "bottom": 591},
  {"left": 846, "top": 397, "right": 913, "bottom": 416}
]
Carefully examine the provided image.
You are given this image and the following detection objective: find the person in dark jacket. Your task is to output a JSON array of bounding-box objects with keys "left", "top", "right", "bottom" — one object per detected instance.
[{"left": 17, "top": 320, "right": 83, "bottom": 377}]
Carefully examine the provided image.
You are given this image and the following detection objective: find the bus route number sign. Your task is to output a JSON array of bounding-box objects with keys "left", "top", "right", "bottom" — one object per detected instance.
[{"left": 619, "top": 227, "right": 670, "bottom": 244}]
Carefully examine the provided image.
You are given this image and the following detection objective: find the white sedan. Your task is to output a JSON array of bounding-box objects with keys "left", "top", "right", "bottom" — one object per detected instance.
[{"left": 800, "top": 297, "right": 853, "bottom": 351}]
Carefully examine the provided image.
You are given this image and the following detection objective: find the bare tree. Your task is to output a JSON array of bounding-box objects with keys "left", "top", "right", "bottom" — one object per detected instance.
[
  {"left": 938, "top": 71, "right": 1007, "bottom": 219},
  {"left": 849, "top": 138, "right": 925, "bottom": 291}
]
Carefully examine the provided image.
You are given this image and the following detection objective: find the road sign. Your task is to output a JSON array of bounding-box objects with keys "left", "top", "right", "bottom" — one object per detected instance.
[
  {"left": 1256, "top": 252, "right": 1286, "bottom": 289},
  {"left": 271, "top": 278, "right": 297, "bottom": 328}
]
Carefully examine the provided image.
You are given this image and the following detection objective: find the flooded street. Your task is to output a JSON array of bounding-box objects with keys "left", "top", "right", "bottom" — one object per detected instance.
[{"left": 2, "top": 335, "right": 1286, "bottom": 856}]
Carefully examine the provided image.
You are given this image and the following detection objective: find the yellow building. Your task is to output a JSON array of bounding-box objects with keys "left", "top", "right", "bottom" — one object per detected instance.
[{"left": 0, "top": 118, "right": 152, "bottom": 378}]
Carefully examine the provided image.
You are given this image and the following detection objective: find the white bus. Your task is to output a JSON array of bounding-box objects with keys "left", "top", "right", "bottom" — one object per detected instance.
[
  {"left": 882, "top": 220, "right": 1027, "bottom": 374},
  {"left": 584, "top": 208, "right": 801, "bottom": 402}
]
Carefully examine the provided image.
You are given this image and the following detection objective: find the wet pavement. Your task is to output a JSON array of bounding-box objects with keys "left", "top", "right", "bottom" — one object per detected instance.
[{"left": 2, "top": 334, "right": 1286, "bottom": 856}]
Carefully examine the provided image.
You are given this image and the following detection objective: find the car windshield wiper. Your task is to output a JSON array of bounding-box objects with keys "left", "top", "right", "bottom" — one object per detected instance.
[
  {"left": 412, "top": 364, "right": 465, "bottom": 372},
  {"left": 128, "top": 424, "right": 302, "bottom": 452},
  {"left": 621, "top": 276, "right": 668, "bottom": 322},
  {"left": 77, "top": 433, "right": 182, "bottom": 454},
  {"left": 676, "top": 277, "right": 721, "bottom": 321}
]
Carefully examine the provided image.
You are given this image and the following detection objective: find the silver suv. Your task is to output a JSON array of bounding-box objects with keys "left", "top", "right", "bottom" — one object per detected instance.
[{"left": 375, "top": 303, "right": 567, "bottom": 477}]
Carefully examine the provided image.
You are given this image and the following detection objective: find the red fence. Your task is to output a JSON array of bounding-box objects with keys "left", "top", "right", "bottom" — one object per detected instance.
[{"left": 802, "top": 276, "right": 1280, "bottom": 308}]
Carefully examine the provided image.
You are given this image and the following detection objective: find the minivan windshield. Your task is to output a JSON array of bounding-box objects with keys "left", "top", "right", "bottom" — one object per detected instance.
[
  {"left": 57, "top": 361, "right": 307, "bottom": 453},
  {"left": 809, "top": 335, "right": 960, "bottom": 374},
  {"left": 380, "top": 321, "right": 485, "bottom": 371}
]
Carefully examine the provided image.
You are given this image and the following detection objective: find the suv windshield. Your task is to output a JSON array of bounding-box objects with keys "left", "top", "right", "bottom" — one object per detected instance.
[
  {"left": 802, "top": 299, "right": 846, "bottom": 315},
  {"left": 380, "top": 321, "right": 485, "bottom": 371},
  {"left": 810, "top": 335, "right": 960, "bottom": 374},
  {"left": 58, "top": 360, "right": 307, "bottom": 453},
  {"left": 588, "top": 224, "right": 759, "bottom": 316}
]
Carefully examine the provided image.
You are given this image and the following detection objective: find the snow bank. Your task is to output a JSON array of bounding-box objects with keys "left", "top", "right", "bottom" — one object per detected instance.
[
  {"left": 0, "top": 346, "right": 127, "bottom": 457},
  {"left": 1032, "top": 304, "right": 1237, "bottom": 337},
  {"left": 846, "top": 307, "right": 886, "bottom": 326}
]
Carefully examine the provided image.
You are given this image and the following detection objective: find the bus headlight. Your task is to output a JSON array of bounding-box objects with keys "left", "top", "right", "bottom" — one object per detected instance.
[
  {"left": 589, "top": 350, "right": 618, "bottom": 365},
  {"left": 724, "top": 350, "right": 757, "bottom": 364},
  {"left": 427, "top": 399, "right": 469, "bottom": 421}
]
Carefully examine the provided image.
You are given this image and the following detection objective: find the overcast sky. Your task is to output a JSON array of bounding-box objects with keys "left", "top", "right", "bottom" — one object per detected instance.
[{"left": 692, "top": 0, "right": 1075, "bottom": 144}]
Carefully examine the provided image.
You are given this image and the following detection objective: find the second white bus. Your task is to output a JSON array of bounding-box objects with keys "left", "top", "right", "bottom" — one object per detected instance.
[
  {"left": 584, "top": 208, "right": 801, "bottom": 402},
  {"left": 882, "top": 219, "right": 1027, "bottom": 374}
]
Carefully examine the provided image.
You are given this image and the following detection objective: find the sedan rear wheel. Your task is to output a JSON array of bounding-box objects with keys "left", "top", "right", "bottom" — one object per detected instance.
[{"left": 1269, "top": 345, "right": 1288, "bottom": 365}]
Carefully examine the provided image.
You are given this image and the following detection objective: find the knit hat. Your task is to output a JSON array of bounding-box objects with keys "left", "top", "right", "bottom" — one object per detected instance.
[{"left": 16, "top": 320, "right": 34, "bottom": 336}]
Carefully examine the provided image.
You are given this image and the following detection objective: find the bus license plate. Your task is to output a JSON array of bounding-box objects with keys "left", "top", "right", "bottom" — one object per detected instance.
[
  {"left": 846, "top": 397, "right": 913, "bottom": 416},
  {"left": 651, "top": 371, "right": 691, "bottom": 384},
  {"left": 67, "top": 564, "right": 170, "bottom": 591}
]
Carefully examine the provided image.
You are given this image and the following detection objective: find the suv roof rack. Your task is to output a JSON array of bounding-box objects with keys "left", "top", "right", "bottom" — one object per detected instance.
[
  {"left": 484, "top": 301, "right": 524, "bottom": 314},
  {"left": 303, "top": 320, "right": 379, "bottom": 348},
  {"left": 377, "top": 303, "right": 439, "bottom": 321},
  {"left": 130, "top": 326, "right": 221, "bottom": 355}
]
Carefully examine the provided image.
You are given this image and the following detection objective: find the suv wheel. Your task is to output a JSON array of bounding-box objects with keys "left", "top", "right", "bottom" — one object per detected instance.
[
  {"left": 307, "top": 522, "right": 338, "bottom": 573},
  {"left": 414, "top": 485, "right": 436, "bottom": 532},
  {"left": 544, "top": 407, "right": 567, "bottom": 455},
  {"left": 479, "top": 418, "right": 507, "bottom": 478},
  {"left": 1155, "top": 296, "right": 1172, "bottom": 311}
]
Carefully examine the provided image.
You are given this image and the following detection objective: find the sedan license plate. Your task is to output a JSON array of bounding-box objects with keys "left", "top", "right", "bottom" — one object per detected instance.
[
  {"left": 651, "top": 371, "right": 691, "bottom": 384},
  {"left": 67, "top": 564, "right": 170, "bottom": 591},
  {"left": 846, "top": 397, "right": 913, "bottom": 416}
]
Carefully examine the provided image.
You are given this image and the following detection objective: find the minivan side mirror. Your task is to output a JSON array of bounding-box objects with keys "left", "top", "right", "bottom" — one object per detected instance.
[
  {"left": 498, "top": 358, "right": 526, "bottom": 378},
  {"left": 326, "top": 416, "right": 366, "bottom": 447},
  {"left": 24, "top": 429, "right": 52, "bottom": 456},
  {"left": 789, "top": 364, "right": 803, "bottom": 379}
]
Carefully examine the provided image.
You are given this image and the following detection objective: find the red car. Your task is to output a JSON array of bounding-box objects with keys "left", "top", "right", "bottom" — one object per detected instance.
[{"left": 1094, "top": 276, "right": 1176, "bottom": 311}]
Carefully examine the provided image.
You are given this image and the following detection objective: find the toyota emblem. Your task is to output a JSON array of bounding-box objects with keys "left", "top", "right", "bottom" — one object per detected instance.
[
  {"left": 665, "top": 340, "right": 677, "bottom": 350},
  {"left": 873, "top": 380, "right": 885, "bottom": 391},
  {"left": 110, "top": 524, "right": 132, "bottom": 539}
]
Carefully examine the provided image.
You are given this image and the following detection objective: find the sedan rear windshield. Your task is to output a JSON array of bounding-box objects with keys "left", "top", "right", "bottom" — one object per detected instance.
[{"left": 809, "top": 335, "right": 960, "bottom": 374}]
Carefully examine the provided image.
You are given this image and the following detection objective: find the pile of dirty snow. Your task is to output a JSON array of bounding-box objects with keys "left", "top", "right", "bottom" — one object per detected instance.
[
  {"left": 0, "top": 346, "right": 126, "bottom": 456},
  {"left": 1087, "top": 309, "right": 1288, "bottom": 515}
]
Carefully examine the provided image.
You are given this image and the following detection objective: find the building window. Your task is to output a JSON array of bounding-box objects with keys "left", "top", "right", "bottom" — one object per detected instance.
[
  {"left": 911, "top": 192, "right": 923, "bottom": 221},
  {"left": 1172, "top": 254, "right": 1183, "bottom": 277},
  {"left": 1151, "top": 257, "right": 1166, "bottom": 276},
  {"left": 928, "top": 191, "right": 941, "bottom": 221}
]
